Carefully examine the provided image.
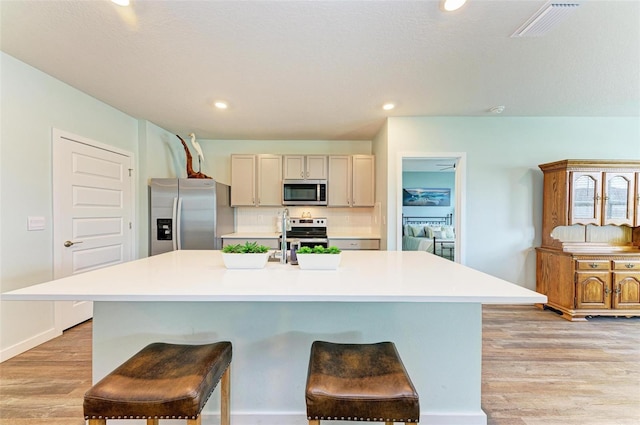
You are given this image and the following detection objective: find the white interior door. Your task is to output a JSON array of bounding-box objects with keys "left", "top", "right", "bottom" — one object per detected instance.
[{"left": 53, "top": 129, "right": 134, "bottom": 330}]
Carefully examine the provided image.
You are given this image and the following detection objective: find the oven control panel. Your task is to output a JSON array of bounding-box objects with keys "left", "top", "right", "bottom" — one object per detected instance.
[{"left": 289, "top": 217, "right": 327, "bottom": 227}]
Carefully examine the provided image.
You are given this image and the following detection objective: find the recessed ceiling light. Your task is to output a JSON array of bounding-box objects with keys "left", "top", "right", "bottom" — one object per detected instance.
[
  {"left": 382, "top": 103, "right": 395, "bottom": 111},
  {"left": 442, "top": 0, "right": 467, "bottom": 12},
  {"left": 214, "top": 101, "right": 228, "bottom": 110},
  {"left": 111, "top": 0, "right": 130, "bottom": 6}
]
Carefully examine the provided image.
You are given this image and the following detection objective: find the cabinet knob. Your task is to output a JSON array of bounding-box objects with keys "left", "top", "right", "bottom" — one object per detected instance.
[
  {"left": 589, "top": 263, "right": 598, "bottom": 268},
  {"left": 604, "top": 287, "right": 612, "bottom": 295},
  {"left": 615, "top": 285, "right": 621, "bottom": 295},
  {"left": 625, "top": 263, "right": 635, "bottom": 269}
]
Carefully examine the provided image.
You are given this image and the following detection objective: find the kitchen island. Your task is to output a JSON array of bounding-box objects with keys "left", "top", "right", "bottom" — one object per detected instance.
[{"left": 3, "top": 250, "right": 545, "bottom": 425}]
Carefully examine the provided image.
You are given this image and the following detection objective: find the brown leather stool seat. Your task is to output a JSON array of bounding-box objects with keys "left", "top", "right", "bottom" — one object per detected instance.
[
  {"left": 84, "top": 341, "right": 232, "bottom": 425},
  {"left": 305, "top": 341, "right": 419, "bottom": 425}
]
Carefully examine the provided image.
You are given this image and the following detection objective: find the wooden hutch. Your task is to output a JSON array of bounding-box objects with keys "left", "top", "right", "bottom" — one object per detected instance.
[{"left": 536, "top": 159, "right": 640, "bottom": 321}]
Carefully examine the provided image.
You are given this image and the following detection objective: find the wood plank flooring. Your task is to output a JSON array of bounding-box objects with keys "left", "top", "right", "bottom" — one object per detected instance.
[{"left": 0, "top": 306, "right": 638, "bottom": 425}]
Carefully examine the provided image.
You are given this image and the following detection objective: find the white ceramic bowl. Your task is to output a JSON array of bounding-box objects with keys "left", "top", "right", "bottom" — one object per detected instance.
[{"left": 222, "top": 252, "right": 270, "bottom": 269}]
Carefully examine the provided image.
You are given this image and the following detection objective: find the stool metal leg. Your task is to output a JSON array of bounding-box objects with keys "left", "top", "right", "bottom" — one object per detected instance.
[{"left": 221, "top": 366, "right": 231, "bottom": 425}]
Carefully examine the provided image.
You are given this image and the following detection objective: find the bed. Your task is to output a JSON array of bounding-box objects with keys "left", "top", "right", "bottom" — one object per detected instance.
[{"left": 402, "top": 214, "right": 455, "bottom": 259}]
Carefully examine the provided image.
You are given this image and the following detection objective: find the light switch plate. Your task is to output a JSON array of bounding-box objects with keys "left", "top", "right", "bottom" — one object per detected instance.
[{"left": 27, "top": 216, "right": 45, "bottom": 231}]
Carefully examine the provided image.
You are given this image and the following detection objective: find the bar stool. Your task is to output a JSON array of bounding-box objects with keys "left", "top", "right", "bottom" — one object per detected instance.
[
  {"left": 84, "top": 341, "right": 232, "bottom": 425},
  {"left": 305, "top": 341, "right": 419, "bottom": 425}
]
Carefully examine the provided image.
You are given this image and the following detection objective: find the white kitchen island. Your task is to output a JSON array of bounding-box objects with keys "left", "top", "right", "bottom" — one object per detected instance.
[{"left": 3, "top": 250, "right": 545, "bottom": 425}]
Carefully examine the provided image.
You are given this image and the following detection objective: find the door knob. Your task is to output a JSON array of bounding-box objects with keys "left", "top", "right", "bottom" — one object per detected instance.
[{"left": 64, "top": 240, "right": 83, "bottom": 247}]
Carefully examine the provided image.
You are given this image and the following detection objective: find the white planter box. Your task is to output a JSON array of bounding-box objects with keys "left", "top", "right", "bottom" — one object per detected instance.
[
  {"left": 222, "top": 252, "right": 270, "bottom": 269},
  {"left": 296, "top": 253, "right": 342, "bottom": 270}
]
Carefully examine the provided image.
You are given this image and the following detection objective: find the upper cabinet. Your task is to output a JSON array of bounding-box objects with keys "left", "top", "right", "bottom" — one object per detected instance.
[
  {"left": 231, "top": 154, "right": 282, "bottom": 207},
  {"left": 570, "top": 171, "right": 636, "bottom": 226},
  {"left": 328, "top": 155, "right": 375, "bottom": 207},
  {"left": 539, "top": 160, "right": 640, "bottom": 248},
  {"left": 283, "top": 155, "right": 327, "bottom": 180}
]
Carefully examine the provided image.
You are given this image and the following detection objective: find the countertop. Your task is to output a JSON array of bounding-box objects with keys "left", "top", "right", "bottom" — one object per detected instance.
[{"left": 2, "top": 250, "right": 545, "bottom": 304}]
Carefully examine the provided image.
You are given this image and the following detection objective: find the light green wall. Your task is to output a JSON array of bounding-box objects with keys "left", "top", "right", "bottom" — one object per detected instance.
[
  {"left": 386, "top": 116, "right": 640, "bottom": 289},
  {"left": 0, "top": 52, "right": 139, "bottom": 359}
]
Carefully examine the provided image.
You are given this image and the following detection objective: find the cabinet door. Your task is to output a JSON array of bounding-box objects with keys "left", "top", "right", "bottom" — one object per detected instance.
[
  {"left": 329, "top": 238, "right": 380, "bottom": 250},
  {"left": 230, "top": 155, "right": 256, "bottom": 206},
  {"left": 257, "top": 155, "right": 283, "bottom": 206},
  {"left": 283, "top": 156, "right": 305, "bottom": 180},
  {"left": 352, "top": 155, "right": 375, "bottom": 207},
  {"left": 306, "top": 156, "right": 327, "bottom": 179},
  {"left": 603, "top": 172, "right": 635, "bottom": 226},
  {"left": 635, "top": 172, "right": 640, "bottom": 226},
  {"left": 569, "top": 172, "right": 602, "bottom": 225},
  {"left": 575, "top": 271, "right": 611, "bottom": 309},
  {"left": 613, "top": 272, "right": 640, "bottom": 309},
  {"left": 328, "top": 156, "right": 351, "bottom": 207}
]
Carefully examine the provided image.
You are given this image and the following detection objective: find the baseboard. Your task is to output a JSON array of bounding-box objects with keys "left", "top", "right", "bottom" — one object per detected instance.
[
  {"left": 0, "top": 327, "right": 61, "bottom": 362},
  {"left": 200, "top": 410, "right": 487, "bottom": 425}
]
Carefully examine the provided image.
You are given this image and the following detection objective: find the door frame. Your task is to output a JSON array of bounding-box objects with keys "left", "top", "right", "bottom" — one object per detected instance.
[
  {"left": 52, "top": 128, "right": 136, "bottom": 331},
  {"left": 396, "top": 151, "right": 466, "bottom": 264}
]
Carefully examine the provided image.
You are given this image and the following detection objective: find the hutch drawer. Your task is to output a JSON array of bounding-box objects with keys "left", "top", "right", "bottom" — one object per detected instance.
[{"left": 575, "top": 260, "right": 610, "bottom": 271}]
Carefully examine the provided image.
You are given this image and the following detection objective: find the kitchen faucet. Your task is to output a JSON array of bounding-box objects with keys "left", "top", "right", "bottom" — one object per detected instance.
[{"left": 280, "top": 208, "right": 289, "bottom": 264}]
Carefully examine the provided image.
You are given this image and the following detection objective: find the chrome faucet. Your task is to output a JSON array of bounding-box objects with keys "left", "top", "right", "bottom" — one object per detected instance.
[{"left": 280, "top": 208, "right": 289, "bottom": 264}]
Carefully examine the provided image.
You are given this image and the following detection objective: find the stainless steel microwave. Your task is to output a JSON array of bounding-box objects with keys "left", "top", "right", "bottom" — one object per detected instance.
[{"left": 282, "top": 179, "right": 327, "bottom": 206}]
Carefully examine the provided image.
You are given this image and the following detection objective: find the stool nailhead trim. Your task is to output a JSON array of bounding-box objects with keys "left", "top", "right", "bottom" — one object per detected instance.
[{"left": 307, "top": 417, "right": 418, "bottom": 422}]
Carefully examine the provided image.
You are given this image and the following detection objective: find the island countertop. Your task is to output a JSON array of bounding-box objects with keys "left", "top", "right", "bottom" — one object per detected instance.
[{"left": 2, "top": 250, "right": 545, "bottom": 304}]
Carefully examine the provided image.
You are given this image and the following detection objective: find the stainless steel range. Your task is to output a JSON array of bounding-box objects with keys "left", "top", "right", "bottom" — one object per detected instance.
[{"left": 281, "top": 217, "right": 328, "bottom": 248}]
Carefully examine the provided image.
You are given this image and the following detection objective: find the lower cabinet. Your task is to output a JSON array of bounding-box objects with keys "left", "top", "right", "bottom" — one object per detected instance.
[
  {"left": 222, "top": 237, "right": 280, "bottom": 249},
  {"left": 536, "top": 248, "right": 640, "bottom": 321},
  {"left": 329, "top": 238, "right": 380, "bottom": 250}
]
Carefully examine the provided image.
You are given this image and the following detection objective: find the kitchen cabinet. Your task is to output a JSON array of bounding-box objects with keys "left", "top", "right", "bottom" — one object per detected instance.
[
  {"left": 328, "top": 155, "right": 375, "bottom": 207},
  {"left": 283, "top": 155, "right": 327, "bottom": 180},
  {"left": 222, "top": 237, "right": 280, "bottom": 249},
  {"left": 231, "top": 154, "right": 282, "bottom": 207},
  {"left": 329, "top": 238, "right": 380, "bottom": 250}
]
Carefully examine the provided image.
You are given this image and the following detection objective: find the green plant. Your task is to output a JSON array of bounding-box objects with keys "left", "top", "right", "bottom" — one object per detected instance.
[
  {"left": 222, "top": 241, "right": 270, "bottom": 254},
  {"left": 297, "top": 245, "right": 341, "bottom": 254}
]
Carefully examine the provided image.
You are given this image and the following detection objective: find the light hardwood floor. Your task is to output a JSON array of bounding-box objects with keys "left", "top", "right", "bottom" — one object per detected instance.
[{"left": 0, "top": 305, "right": 638, "bottom": 425}]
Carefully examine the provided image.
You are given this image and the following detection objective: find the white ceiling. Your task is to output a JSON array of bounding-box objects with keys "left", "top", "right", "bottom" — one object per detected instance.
[{"left": 1, "top": 0, "right": 638, "bottom": 141}]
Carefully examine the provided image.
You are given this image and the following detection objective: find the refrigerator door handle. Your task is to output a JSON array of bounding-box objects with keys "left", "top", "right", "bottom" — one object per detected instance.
[
  {"left": 176, "top": 197, "right": 184, "bottom": 250},
  {"left": 172, "top": 197, "right": 178, "bottom": 251}
]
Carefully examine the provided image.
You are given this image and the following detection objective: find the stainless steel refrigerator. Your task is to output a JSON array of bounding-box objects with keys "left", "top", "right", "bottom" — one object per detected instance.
[{"left": 149, "top": 178, "right": 234, "bottom": 255}]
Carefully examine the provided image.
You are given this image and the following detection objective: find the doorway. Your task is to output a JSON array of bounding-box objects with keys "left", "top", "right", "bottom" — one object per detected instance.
[
  {"left": 52, "top": 129, "right": 135, "bottom": 330},
  {"left": 396, "top": 152, "right": 466, "bottom": 263}
]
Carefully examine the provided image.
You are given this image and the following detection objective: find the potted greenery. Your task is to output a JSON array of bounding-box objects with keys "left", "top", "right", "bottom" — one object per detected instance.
[
  {"left": 221, "top": 242, "right": 271, "bottom": 269},
  {"left": 295, "top": 245, "right": 342, "bottom": 270}
]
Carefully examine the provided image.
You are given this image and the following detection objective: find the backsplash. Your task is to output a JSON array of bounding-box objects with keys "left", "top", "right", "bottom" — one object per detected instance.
[{"left": 235, "top": 204, "right": 381, "bottom": 235}]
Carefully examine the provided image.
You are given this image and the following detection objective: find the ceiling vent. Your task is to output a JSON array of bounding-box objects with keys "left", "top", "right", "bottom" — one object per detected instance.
[{"left": 511, "top": 2, "right": 580, "bottom": 38}]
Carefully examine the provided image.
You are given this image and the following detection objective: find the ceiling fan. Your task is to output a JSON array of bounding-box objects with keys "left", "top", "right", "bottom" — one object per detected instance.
[{"left": 437, "top": 163, "right": 456, "bottom": 171}]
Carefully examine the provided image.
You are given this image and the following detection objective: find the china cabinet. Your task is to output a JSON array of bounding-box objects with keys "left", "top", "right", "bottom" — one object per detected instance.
[{"left": 536, "top": 160, "right": 640, "bottom": 320}]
